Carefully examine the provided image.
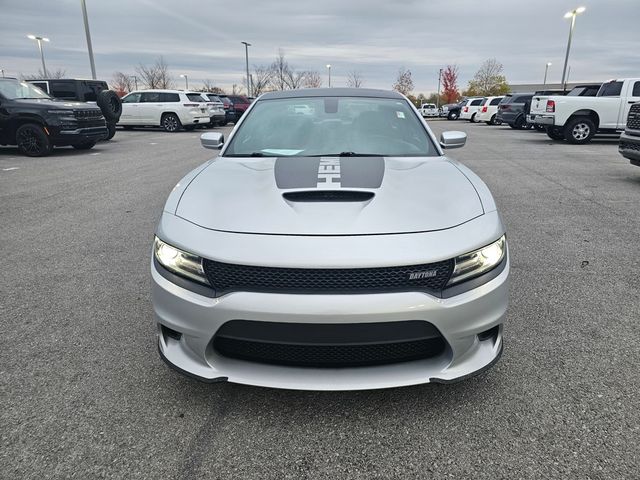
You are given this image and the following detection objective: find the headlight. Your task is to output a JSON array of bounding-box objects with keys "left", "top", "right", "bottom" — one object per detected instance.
[
  {"left": 154, "top": 237, "right": 209, "bottom": 285},
  {"left": 447, "top": 235, "right": 506, "bottom": 286}
]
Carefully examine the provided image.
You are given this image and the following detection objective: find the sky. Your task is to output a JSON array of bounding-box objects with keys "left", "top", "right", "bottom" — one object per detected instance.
[{"left": 1, "top": 0, "right": 639, "bottom": 94}]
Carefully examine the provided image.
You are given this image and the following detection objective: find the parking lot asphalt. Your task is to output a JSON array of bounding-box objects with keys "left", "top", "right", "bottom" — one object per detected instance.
[{"left": 2, "top": 121, "right": 639, "bottom": 479}]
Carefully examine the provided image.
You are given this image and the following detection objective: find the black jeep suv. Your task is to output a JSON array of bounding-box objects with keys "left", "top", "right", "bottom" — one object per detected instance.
[
  {"left": 27, "top": 78, "right": 122, "bottom": 140},
  {"left": 0, "top": 78, "right": 107, "bottom": 157}
]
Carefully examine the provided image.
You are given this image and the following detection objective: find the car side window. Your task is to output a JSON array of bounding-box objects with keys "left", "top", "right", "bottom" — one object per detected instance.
[
  {"left": 160, "top": 93, "right": 179, "bottom": 102},
  {"left": 599, "top": 81, "right": 623, "bottom": 97},
  {"left": 141, "top": 92, "right": 162, "bottom": 103},
  {"left": 490, "top": 98, "right": 502, "bottom": 105},
  {"left": 514, "top": 96, "right": 530, "bottom": 103},
  {"left": 49, "top": 82, "right": 77, "bottom": 99},
  {"left": 632, "top": 82, "right": 640, "bottom": 97},
  {"left": 122, "top": 93, "right": 141, "bottom": 103},
  {"left": 471, "top": 99, "right": 483, "bottom": 106}
]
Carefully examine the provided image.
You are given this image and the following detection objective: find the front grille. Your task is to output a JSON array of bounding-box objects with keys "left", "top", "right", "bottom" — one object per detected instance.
[
  {"left": 74, "top": 109, "right": 105, "bottom": 127},
  {"left": 626, "top": 104, "right": 640, "bottom": 131},
  {"left": 201, "top": 258, "right": 454, "bottom": 296},
  {"left": 283, "top": 190, "right": 374, "bottom": 202},
  {"left": 213, "top": 320, "right": 446, "bottom": 367},
  {"left": 620, "top": 141, "right": 640, "bottom": 152}
]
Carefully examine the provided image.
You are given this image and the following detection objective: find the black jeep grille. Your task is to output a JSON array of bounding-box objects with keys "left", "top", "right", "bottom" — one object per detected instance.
[
  {"left": 74, "top": 109, "right": 105, "bottom": 127},
  {"left": 627, "top": 104, "right": 640, "bottom": 131},
  {"left": 213, "top": 320, "right": 447, "bottom": 367},
  {"left": 202, "top": 258, "right": 454, "bottom": 296},
  {"left": 620, "top": 141, "right": 640, "bottom": 152}
]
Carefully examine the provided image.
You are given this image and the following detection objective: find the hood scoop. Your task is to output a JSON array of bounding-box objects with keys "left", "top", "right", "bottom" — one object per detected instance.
[{"left": 283, "top": 190, "right": 374, "bottom": 203}]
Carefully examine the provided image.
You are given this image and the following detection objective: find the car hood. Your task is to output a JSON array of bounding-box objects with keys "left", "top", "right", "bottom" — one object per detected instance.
[
  {"left": 175, "top": 156, "right": 484, "bottom": 235},
  {"left": 13, "top": 98, "right": 100, "bottom": 110}
]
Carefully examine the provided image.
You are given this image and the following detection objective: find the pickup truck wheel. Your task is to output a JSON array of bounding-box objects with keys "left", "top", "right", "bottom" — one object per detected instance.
[
  {"left": 447, "top": 111, "right": 459, "bottom": 120},
  {"left": 546, "top": 127, "right": 565, "bottom": 141},
  {"left": 564, "top": 117, "right": 596, "bottom": 144},
  {"left": 16, "top": 124, "right": 53, "bottom": 157},
  {"left": 162, "top": 113, "right": 181, "bottom": 132},
  {"left": 72, "top": 140, "right": 97, "bottom": 150}
]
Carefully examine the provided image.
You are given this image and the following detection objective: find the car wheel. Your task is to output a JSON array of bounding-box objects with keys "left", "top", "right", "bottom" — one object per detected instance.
[
  {"left": 470, "top": 113, "right": 477, "bottom": 123},
  {"left": 513, "top": 115, "right": 526, "bottom": 129},
  {"left": 105, "top": 123, "right": 117, "bottom": 140},
  {"left": 546, "top": 127, "right": 565, "bottom": 141},
  {"left": 162, "top": 113, "right": 182, "bottom": 132},
  {"left": 220, "top": 120, "right": 228, "bottom": 126},
  {"left": 72, "top": 140, "right": 97, "bottom": 150},
  {"left": 564, "top": 117, "right": 596, "bottom": 144},
  {"left": 15, "top": 123, "right": 53, "bottom": 157},
  {"left": 447, "top": 111, "right": 459, "bottom": 120}
]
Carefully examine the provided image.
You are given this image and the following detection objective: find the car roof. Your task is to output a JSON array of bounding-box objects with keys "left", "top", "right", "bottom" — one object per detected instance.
[
  {"left": 259, "top": 88, "right": 405, "bottom": 100},
  {"left": 129, "top": 89, "right": 187, "bottom": 94}
]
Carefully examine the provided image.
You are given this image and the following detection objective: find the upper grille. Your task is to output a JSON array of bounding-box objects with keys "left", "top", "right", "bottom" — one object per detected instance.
[
  {"left": 627, "top": 104, "right": 640, "bottom": 131},
  {"left": 74, "top": 109, "right": 105, "bottom": 127},
  {"left": 202, "top": 258, "right": 454, "bottom": 296},
  {"left": 283, "top": 190, "right": 374, "bottom": 202}
]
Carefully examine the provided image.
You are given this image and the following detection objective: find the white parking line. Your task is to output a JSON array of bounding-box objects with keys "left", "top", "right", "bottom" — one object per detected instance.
[
  {"left": 90, "top": 153, "right": 101, "bottom": 156},
  {"left": 2, "top": 167, "right": 19, "bottom": 171},
  {"left": 149, "top": 142, "right": 158, "bottom": 145}
]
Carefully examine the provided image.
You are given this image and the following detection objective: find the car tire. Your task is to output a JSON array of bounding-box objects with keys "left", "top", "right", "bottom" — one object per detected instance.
[
  {"left": 470, "top": 113, "right": 477, "bottom": 122},
  {"left": 219, "top": 119, "right": 228, "bottom": 126},
  {"left": 105, "top": 123, "right": 117, "bottom": 140},
  {"left": 72, "top": 140, "right": 97, "bottom": 150},
  {"left": 513, "top": 115, "right": 526, "bottom": 129},
  {"left": 447, "top": 111, "right": 459, "bottom": 120},
  {"left": 162, "top": 113, "right": 182, "bottom": 132},
  {"left": 15, "top": 123, "right": 53, "bottom": 157},
  {"left": 546, "top": 127, "right": 565, "bottom": 141},
  {"left": 564, "top": 116, "right": 596, "bottom": 144},
  {"left": 97, "top": 90, "right": 122, "bottom": 123}
]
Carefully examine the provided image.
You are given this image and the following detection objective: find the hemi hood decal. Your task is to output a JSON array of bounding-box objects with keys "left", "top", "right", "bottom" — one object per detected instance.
[{"left": 274, "top": 157, "right": 385, "bottom": 190}]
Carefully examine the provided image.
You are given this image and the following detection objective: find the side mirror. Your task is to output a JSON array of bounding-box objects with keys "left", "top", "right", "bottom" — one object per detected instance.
[
  {"left": 200, "top": 132, "right": 224, "bottom": 150},
  {"left": 439, "top": 131, "right": 467, "bottom": 149}
]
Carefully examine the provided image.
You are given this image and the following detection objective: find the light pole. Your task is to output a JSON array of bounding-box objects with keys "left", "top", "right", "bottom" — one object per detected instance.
[
  {"left": 543, "top": 62, "right": 552, "bottom": 87},
  {"left": 180, "top": 74, "right": 188, "bottom": 90},
  {"left": 80, "top": 0, "right": 97, "bottom": 79},
  {"left": 27, "top": 35, "right": 49, "bottom": 77},
  {"left": 326, "top": 64, "right": 331, "bottom": 87},
  {"left": 436, "top": 68, "right": 443, "bottom": 109},
  {"left": 561, "top": 6, "right": 585, "bottom": 90},
  {"left": 130, "top": 75, "right": 138, "bottom": 90},
  {"left": 0, "top": 69, "right": 4, "bottom": 78},
  {"left": 241, "top": 41, "right": 251, "bottom": 96}
]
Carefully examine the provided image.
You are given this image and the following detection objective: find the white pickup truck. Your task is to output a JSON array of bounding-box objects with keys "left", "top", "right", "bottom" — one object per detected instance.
[{"left": 528, "top": 78, "right": 640, "bottom": 144}]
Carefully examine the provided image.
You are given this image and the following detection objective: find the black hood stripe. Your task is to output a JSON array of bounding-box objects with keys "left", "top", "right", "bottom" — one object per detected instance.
[{"left": 274, "top": 157, "right": 385, "bottom": 190}]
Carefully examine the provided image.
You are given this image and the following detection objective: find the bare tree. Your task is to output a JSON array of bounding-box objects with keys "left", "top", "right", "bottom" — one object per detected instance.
[
  {"left": 22, "top": 68, "right": 66, "bottom": 80},
  {"left": 135, "top": 56, "right": 173, "bottom": 89},
  {"left": 392, "top": 67, "right": 414, "bottom": 96},
  {"left": 285, "top": 70, "right": 306, "bottom": 89},
  {"left": 111, "top": 71, "right": 133, "bottom": 96},
  {"left": 269, "top": 49, "right": 291, "bottom": 91},
  {"left": 347, "top": 70, "right": 365, "bottom": 88},
  {"left": 303, "top": 70, "right": 322, "bottom": 88},
  {"left": 200, "top": 79, "right": 217, "bottom": 92},
  {"left": 232, "top": 83, "right": 245, "bottom": 95},
  {"left": 465, "top": 58, "right": 509, "bottom": 96},
  {"left": 251, "top": 65, "right": 273, "bottom": 95}
]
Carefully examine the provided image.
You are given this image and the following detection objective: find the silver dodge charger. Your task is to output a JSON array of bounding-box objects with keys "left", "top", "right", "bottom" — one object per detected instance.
[{"left": 151, "top": 88, "right": 509, "bottom": 390}]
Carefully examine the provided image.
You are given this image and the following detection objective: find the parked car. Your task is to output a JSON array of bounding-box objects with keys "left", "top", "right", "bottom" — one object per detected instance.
[
  {"left": 439, "top": 104, "right": 449, "bottom": 117},
  {"left": 152, "top": 88, "right": 508, "bottom": 389},
  {"left": 496, "top": 94, "right": 534, "bottom": 129},
  {"left": 444, "top": 101, "right": 465, "bottom": 120},
  {"left": 419, "top": 103, "right": 439, "bottom": 117},
  {"left": 526, "top": 84, "right": 602, "bottom": 131},
  {"left": 619, "top": 102, "right": 640, "bottom": 166},
  {"left": 0, "top": 78, "right": 107, "bottom": 157},
  {"left": 476, "top": 96, "right": 505, "bottom": 125},
  {"left": 27, "top": 78, "right": 121, "bottom": 140},
  {"left": 118, "top": 90, "right": 210, "bottom": 132},
  {"left": 459, "top": 98, "right": 485, "bottom": 122},
  {"left": 200, "top": 93, "right": 227, "bottom": 126},
  {"left": 215, "top": 95, "right": 236, "bottom": 125},
  {"left": 528, "top": 78, "right": 640, "bottom": 143},
  {"left": 227, "top": 95, "right": 251, "bottom": 122}
]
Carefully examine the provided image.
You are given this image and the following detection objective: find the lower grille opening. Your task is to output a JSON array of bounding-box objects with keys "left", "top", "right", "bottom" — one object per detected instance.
[
  {"left": 161, "top": 324, "right": 182, "bottom": 341},
  {"left": 213, "top": 320, "right": 446, "bottom": 368},
  {"left": 477, "top": 325, "right": 500, "bottom": 343}
]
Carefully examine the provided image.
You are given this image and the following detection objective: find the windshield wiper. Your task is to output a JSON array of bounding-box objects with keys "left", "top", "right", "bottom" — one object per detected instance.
[
  {"left": 225, "top": 152, "right": 277, "bottom": 157},
  {"left": 309, "top": 152, "right": 384, "bottom": 157}
]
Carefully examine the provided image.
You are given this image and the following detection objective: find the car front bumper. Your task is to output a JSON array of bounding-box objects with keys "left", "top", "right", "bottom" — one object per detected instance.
[
  {"left": 527, "top": 114, "right": 554, "bottom": 126},
  {"left": 151, "top": 213, "right": 509, "bottom": 390},
  {"left": 619, "top": 131, "right": 640, "bottom": 166},
  {"left": 52, "top": 126, "right": 108, "bottom": 145}
]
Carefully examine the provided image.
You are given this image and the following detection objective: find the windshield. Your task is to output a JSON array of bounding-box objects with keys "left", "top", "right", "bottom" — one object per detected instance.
[
  {"left": 224, "top": 96, "right": 437, "bottom": 157},
  {"left": 0, "top": 79, "right": 50, "bottom": 100}
]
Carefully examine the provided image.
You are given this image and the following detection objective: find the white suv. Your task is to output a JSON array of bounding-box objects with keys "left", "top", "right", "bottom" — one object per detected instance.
[
  {"left": 459, "top": 98, "right": 485, "bottom": 122},
  {"left": 118, "top": 90, "right": 210, "bottom": 132},
  {"left": 475, "top": 96, "right": 505, "bottom": 125},
  {"left": 419, "top": 103, "right": 438, "bottom": 117}
]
